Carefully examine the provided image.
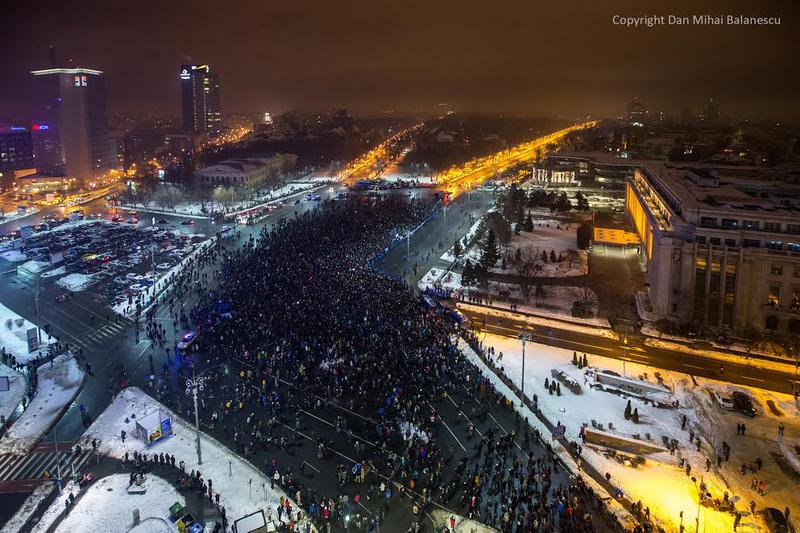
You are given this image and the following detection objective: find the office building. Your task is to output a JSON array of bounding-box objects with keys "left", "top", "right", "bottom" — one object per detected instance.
[
  {"left": 30, "top": 67, "right": 114, "bottom": 182},
  {"left": 0, "top": 126, "right": 35, "bottom": 177},
  {"left": 180, "top": 64, "right": 221, "bottom": 137},
  {"left": 626, "top": 162, "right": 800, "bottom": 336},
  {"left": 627, "top": 98, "right": 648, "bottom": 125},
  {"left": 195, "top": 154, "right": 297, "bottom": 189}
]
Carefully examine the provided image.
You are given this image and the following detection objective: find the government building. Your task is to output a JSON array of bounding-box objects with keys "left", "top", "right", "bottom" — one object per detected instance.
[{"left": 626, "top": 162, "right": 800, "bottom": 336}]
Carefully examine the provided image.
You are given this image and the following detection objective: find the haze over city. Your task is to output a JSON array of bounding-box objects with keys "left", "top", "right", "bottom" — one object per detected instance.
[{"left": 2, "top": 0, "right": 799, "bottom": 121}]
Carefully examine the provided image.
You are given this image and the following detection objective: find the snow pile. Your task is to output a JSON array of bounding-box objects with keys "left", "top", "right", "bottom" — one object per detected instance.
[
  {"left": 17, "top": 260, "right": 51, "bottom": 274},
  {"left": 0, "top": 250, "right": 29, "bottom": 263},
  {"left": 40, "top": 266, "right": 67, "bottom": 278},
  {"left": 51, "top": 474, "right": 183, "bottom": 533},
  {"left": 0, "top": 354, "right": 85, "bottom": 454},
  {"left": 0, "top": 364, "right": 27, "bottom": 425},
  {"left": 82, "top": 387, "right": 313, "bottom": 530},
  {"left": 779, "top": 440, "right": 800, "bottom": 476},
  {"left": 0, "top": 302, "right": 50, "bottom": 361},
  {"left": 56, "top": 273, "right": 98, "bottom": 292}
]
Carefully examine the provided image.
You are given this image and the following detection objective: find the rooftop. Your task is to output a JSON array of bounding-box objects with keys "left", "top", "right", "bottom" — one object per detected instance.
[
  {"left": 641, "top": 161, "right": 800, "bottom": 218},
  {"left": 31, "top": 67, "right": 103, "bottom": 76}
]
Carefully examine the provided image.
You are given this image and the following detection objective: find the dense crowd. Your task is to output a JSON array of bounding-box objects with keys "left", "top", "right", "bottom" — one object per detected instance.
[{"left": 148, "top": 196, "right": 605, "bottom": 532}]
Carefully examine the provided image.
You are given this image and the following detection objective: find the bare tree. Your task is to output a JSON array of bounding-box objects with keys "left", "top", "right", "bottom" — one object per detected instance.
[{"left": 509, "top": 247, "right": 538, "bottom": 301}]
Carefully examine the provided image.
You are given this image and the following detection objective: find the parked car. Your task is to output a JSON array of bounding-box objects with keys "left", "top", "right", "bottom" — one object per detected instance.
[
  {"left": 731, "top": 392, "right": 756, "bottom": 417},
  {"left": 180, "top": 220, "right": 195, "bottom": 225},
  {"left": 713, "top": 392, "right": 735, "bottom": 411},
  {"left": 156, "top": 262, "right": 172, "bottom": 270},
  {"left": 763, "top": 507, "right": 789, "bottom": 532}
]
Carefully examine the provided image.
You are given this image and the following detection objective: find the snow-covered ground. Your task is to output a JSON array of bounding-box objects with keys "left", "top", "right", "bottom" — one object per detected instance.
[
  {"left": 30, "top": 481, "right": 78, "bottom": 533},
  {"left": 441, "top": 219, "right": 484, "bottom": 262},
  {"left": 0, "top": 354, "right": 85, "bottom": 455},
  {"left": 0, "top": 364, "right": 27, "bottom": 426},
  {"left": 0, "top": 302, "right": 51, "bottom": 362},
  {"left": 0, "top": 207, "right": 39, "bottom": 225},
  {"left": 56, "top": 272, "right": 98, "bottom": 292},
  {"left": 81, "top": 387, "right": 313, "bottom": 530},
  {"left": 468, "top": 332, "right": 799, "bottom": 532},
  {"left": 121, "top": 180, "right": 319, "bottom": 217},
  {"left": 421, "top": 267, "right": 608, "bottom": 327},
  {"left": 0, "top": 250, "right": 28, "bottom": 263},
  {"left": 457, "top": 302, "right": 616, "bottom": 338},
  {"left": 47, "top": 474, "right": 183, "bottom": 533},
  {"left": 40, "top": 266, "right": 66, "bottom": 278}
]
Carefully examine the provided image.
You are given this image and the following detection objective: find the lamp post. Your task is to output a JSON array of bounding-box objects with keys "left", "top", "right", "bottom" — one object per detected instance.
[
  {"left": 622, "top": 336, "right": 628, "bottom": 378},
  {"left": 185, "top": 372, "right": 207, "bottom": 465},
  {"left": 519, "top": 330, "right": 533, "bottom": 400}
]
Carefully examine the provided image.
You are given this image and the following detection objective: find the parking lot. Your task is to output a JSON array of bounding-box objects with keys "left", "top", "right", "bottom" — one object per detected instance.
[{"left": 2, "top": 218, "right": 209, "bottom": 316}]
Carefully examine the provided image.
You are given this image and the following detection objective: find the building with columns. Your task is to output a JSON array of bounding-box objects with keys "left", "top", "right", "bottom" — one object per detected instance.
[{"left": 626, "top": 161, "right": 800, "bottom": 336}]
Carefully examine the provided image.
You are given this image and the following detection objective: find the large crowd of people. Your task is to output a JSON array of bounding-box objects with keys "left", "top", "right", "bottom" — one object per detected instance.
[{"left": 145, "top": 195, "right": 608, "bottom": 532}]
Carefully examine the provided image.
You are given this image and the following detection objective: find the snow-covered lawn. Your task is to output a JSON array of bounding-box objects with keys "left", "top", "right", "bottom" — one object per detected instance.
[
  {"left": 82, "top": 387, "right": 313, "bottom": 530},
  {"left": 0, "top": 364, "right": 27, "bottom": 426},
  {"left": 49, "top": 474, "right": 183, "bottom": 533},
  {"left": 0, "top": 354, "right": 85, "bottom": 455},
  {"left": 491, "top": 218, "right": 587, "bottom": 278},
  {"left": 0, "top": 302, "right": 52, "bottom": 363},
  {"left": 468, "top": 332, "right": 799, "bottom": 532}
]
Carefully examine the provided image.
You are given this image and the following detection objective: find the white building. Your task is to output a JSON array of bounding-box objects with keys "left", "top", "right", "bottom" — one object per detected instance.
[
  {"left": 626, "top": 161, "right": 800, "bottom": 336},
  {"left": 195, "top": 154, "right": 297, "bottom": 189}
]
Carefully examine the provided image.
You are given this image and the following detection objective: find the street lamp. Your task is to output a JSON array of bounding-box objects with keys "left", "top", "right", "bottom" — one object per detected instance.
[
  {"left": 622, "top": 336, "right": 628, "bottom": 378},
  {"left": 519, "top": 329, "right": 533, "bottom": 400},
  {"left": 185, "top": 372, "right": 207, "bottom": 465}
]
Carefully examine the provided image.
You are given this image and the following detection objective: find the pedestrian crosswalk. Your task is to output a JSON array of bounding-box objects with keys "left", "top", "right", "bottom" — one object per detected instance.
[
  {"left": 0, "top": 450, "right": 93, "bottom": 481},
  {"left": 69, "top": 319, "right": 132, "bottom": 352}
]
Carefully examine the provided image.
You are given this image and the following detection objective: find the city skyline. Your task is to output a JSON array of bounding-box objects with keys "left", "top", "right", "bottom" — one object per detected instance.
[{"left": 1, "top": 0, "right": 799, "bottom": 123}]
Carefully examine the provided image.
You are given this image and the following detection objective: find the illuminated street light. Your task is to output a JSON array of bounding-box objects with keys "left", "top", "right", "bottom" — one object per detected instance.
[{"left": 185, "top": 372, "right": 207, "bottom": 464}]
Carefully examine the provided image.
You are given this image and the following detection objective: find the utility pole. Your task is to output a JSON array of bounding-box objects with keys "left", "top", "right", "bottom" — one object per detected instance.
[
  {"left": 519, "top": 330, "right": 533, "bottom": 400},
  {"left": 185, "top": 371, "right": 207, "bottom": 464}
]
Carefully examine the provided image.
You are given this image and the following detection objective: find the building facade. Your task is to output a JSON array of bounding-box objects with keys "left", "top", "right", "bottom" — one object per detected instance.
[
  {"left": 195, "top": 155, "right": 297, "bottom": 189},
  {"left": 29, "top": 67, "right": 114, "bottom": 182},
  {"left": 180, "top": 65, "right": 221, "bottom": 137},
  {"left": 626, "top": 162, "right": 800, "bottom": 336},
  {"left": 0, "top": 126, "right": 35, "bottom": 182}
]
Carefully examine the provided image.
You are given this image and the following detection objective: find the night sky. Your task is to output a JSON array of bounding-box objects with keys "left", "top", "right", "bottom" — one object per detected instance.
[{"left": 1, "top": 0, "right": 798, "bottom": 122}]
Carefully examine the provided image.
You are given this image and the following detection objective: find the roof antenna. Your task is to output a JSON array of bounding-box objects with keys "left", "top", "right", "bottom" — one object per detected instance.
[{"left": 48, "top": 44, "right": 57, "bottom": 67}]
